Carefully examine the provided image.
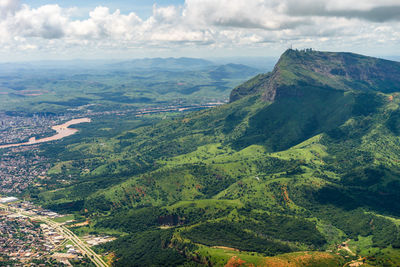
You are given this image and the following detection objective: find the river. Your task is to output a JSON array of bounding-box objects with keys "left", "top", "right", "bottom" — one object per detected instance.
[{"left": 0, "top": 118, "right": 91, "bottom": 149}]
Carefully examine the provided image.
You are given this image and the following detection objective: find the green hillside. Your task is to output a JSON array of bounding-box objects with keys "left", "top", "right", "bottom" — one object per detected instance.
[
  {"left": 34, "top": 49, "right": 400, "bottom": 266},
  {"left": 230, "top": 49, "right": 400, "bottom": 102}
]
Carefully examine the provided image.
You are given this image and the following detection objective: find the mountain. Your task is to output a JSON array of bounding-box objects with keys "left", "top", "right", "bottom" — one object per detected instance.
[
  {"left": 108, "top": 57, "right": 214, "bottom": 71},
  {"left": 208, "top": 63, "right": 261, "bottom": 80},
  {"left": 36, "top": 49, "right": 400, "bottom": 266},
  {"left": 230, "top": 49, "right": 400, "bottom": 102},
  {"left": 210, "top": 56, "right": 277, "bottom": 72},
  {"left": 0, "top": 59, "right": 261, "bottom": 113}
]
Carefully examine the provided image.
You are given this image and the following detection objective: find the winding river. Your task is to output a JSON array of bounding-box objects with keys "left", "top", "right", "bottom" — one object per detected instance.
[{"left": 0, "top": 118, "right": 91, "bottom": 149}]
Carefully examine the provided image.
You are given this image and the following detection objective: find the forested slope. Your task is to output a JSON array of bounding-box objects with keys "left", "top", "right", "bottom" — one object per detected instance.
[{"left": 35, "top": 49, "right": 400, "bottom": 266}]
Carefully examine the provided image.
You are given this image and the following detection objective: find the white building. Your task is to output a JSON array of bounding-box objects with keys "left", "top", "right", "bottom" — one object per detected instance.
[{"left": 0, "top": 196, "right": 18, "bottom": 203}]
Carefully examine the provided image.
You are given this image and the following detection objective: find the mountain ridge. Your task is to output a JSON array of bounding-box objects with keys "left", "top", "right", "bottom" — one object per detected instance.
[
  {"left": 108, "top": 57, "right": 214, "bottom": 70},
  {"left": 230, "top": 49, "right": 400, "bottom": 103},
  {"left": 35, "top": 49, "right": 400, "bottom": 266}
]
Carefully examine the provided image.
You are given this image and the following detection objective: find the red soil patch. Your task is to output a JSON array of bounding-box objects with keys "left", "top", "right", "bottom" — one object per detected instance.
[
  {"left": 263, "top": 252, "right": 337, "bottom": 267},
  {"left": 14, "top": 90, "right": 49, "bottom": 96},
  {"left": 281, "top": 185, "right": 291, "bottom": 204},
  {"left": 225, "top": 256, "right": 248, "bottom": 267},
  {"left": 69, "top": 220, "right": 90, "bottom": 227}
]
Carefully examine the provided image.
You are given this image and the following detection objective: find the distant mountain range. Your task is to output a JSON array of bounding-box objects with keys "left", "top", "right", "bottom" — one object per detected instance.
[
  {"left": 0, "top": 56, "right": 276, "bottom": 72},
  {"left": 0, "top": 57, "right": 262, "bottom": 113},
  {"left": 108, "top": 57, "right": 214, "bottom": 71}
]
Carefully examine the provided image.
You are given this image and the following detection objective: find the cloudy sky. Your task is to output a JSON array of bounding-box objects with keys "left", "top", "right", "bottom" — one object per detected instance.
[{"left": 1, "top": 0, "right": 400, "bottom": 61}]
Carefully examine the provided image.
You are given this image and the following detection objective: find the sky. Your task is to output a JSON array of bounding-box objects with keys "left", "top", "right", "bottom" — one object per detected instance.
[{"left": 1, "top": 0, "right": 400, "bottom": 62}]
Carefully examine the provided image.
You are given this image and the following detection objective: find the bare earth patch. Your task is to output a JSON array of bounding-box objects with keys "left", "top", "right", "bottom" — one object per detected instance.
[
  {"left": 212, "top": 246, "right": 240, "bottom": 251},
  {"left": 225, "top": 256, "right": 253, "bottom": 267},
  {"left": 263, "top": 251, "right": 339, "bottom": 267}
]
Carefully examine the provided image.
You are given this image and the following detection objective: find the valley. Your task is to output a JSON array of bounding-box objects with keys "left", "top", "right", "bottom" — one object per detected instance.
[
  {"left": 2, "top": 0, "right": 400, "bottom": 265},
  {"left": 1, "top": 51, "right": 400, "bottom": 266}
]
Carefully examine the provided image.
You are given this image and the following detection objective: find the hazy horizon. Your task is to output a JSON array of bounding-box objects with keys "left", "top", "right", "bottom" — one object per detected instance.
[{"left": 1, "top": 0, "right": 400, "bottom": 62}]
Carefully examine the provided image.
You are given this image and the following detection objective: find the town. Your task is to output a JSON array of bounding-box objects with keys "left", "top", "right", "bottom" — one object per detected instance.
[
  {"left": 0, "top": 145, "right": 50, "bottom": 194},
  {"left": 0, "top": 198, "right": 112, "bottom": 266},
  {"left": 0, "top": 102, "right": 225, "bottom": 265},
  {"left": 0, "top": 112, "right": 73, "bottom": 146},
  {"left": 0, "top": 102, "right": 224, "bottom": 194}
]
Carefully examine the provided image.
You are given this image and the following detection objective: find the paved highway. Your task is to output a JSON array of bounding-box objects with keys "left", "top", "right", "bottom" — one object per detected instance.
[
  {"left": 0, "top": 204, "right": 108, "bottom": 267},
  {"left": 39, "top": 216, "right": 108, "bottom": 267}
]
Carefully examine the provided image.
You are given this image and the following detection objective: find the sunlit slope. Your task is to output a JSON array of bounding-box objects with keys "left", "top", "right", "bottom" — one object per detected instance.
[
  {"left": 231, "top": 49, "right": 400, "bottom": 102},
  {"left": 36, "top": 50, "right": 400, "bottom": 266}
]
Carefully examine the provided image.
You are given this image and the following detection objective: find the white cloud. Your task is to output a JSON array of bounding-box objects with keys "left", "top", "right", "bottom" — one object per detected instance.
[
  {"left": 152, "top": 4, "right": 180, "bottom": 23},
  {"left": 0, "top": 0, "right": 400, "bottom": 60},
  {"left": 13, "top": 4, "right": 67, "bottom": 39},
  {"left": 183, "top": 0, "right": 311, "bottom": 30},
  {"left": 284, "top": 0, "right": 400, "bottom": 22},
  {"left": 0, "top": 0, "right": 20, "bottom": 17},
  {"left": 67, "top": 6, "right": 142, "bottom": 39}
]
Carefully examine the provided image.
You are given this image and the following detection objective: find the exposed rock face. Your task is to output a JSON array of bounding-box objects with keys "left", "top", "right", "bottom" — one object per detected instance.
[
  {"left": 261, "top": 67, "right": 279, "bottom": 102},
  {"left": 229, "top": 73, "right": 271, "bottom": 102},
  {"left": 230, "top": 49, "right": 400, "bottom": 103}
]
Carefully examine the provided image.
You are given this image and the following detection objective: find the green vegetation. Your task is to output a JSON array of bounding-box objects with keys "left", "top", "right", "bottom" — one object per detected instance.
[
  {"left": 20, "top": 50, "right": 400, "bottom": 266},
  {"left": 0, "top": 59, "right": 260, "bottom": 113},
  {"left": 100, "top": 229, "right": 187, "bottom": 267},
  {"left": 51, "top": 214, "right": 75, "bottom": 223}
]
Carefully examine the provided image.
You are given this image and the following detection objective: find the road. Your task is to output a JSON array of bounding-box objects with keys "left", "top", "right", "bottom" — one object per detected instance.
[
  {"left": 38, "top": 216, "right": 108, "bottom": 267},
  {"left": 0, "top": 203, "right": 108, "bottom": 267}
]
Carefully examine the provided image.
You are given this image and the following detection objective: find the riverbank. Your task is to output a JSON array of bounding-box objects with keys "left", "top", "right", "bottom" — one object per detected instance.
[{"left": 0, "top": 118, "right": 91, "bottom": 149}]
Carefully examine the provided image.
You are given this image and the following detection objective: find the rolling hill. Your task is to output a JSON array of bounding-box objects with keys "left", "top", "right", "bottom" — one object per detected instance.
[
  {"left": 35, "top": 49, "right": 400, "bottom": 266},
  {"left": 108, "top": 57, "right": 214, "bottom": 71},
  {"left": 0, "top": 58, "right": 261, "bottom": 113}
]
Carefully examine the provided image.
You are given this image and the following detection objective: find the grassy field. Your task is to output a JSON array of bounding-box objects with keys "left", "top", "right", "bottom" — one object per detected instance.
[{"left": 51, "top": 214, "right": 75, "bottom": 223}]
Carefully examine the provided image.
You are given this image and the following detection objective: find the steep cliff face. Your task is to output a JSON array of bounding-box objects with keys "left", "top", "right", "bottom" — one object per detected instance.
[
  {"left": 230, "top": 49, "right": 400, "bottom": 103},
  {"left": 226, "top": 49, "right": 398, "bottom": 151},
  {"left": 229, "top": 73, "right": 271, "bottom": 102}
]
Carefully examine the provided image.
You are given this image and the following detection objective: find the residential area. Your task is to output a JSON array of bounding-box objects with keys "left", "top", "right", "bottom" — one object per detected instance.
[
  {"left": 0, "top": 145, "right": 51, "bottom": 194},
  {"left": 0, "top": 199, "right": 111, "bottom": 266},
  {"left": 0, "top": 113, "right": 71, "bottom": 145}
]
